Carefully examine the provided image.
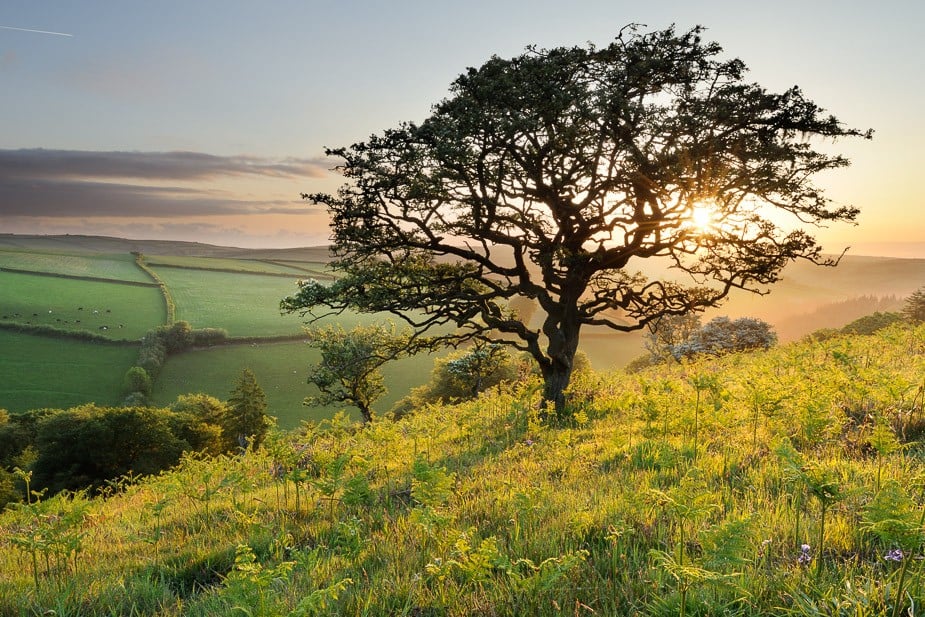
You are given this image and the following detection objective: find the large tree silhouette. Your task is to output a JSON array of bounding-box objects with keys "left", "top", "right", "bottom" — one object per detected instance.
[{"left": 282, "top": 26, "right": 870, "bottom": 417}]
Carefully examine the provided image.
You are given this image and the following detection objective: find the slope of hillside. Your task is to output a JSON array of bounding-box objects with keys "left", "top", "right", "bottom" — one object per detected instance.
[{"left": 2, "top": 323, "right": 924, "bottom": 615}]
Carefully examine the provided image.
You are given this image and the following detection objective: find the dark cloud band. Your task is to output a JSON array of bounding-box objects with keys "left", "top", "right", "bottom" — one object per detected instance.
[
  {"left": 0, "top": 149, "right": 329, "bottom": 218},
  {"left": 0, "top": 148, "right": 328, "bottom": 181}
]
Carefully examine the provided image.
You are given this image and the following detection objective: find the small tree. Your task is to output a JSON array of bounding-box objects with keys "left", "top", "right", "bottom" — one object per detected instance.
[
  {"left": 225, "top": 369, "right": 271, "bottom": 450},
  {"left": 902, "top": 286, "right": 925, "bottom": 323},
  {"left": 123, "top": 366, "right": 152, "bottom": 397},
  {"left": 392, "top": 343, "right": 522, "bottom": 415},
  {"left": 170, "top": 393, "right": 229, "bottom": 455},
  {"left": 303, "top": 324, "right": 414, "bottom": 424},
  {"left": 645, "top": 314, "right": 703, "bottom": 362},
  {"left": 676, "top": 316, "right": 777, "bottom": 358}
]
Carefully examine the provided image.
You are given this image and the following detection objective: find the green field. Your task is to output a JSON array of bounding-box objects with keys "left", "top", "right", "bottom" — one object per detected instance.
[
  {"left": 150, "top": 340, "right": 437, "bottom": 429},
  {"left": 0, "top": 248, "right": 152, "bottom": 283},
  {"left": 0, "top": 270, "right": 167, "bottom": 340},
  {"left": 0, "top": 331, "right": 138, "bottom": 412},
  {"left": 143, "top": 255, "right": 320, "bottom": 276},
  {"left": 152, "top": 266, "right": 305, "bottom": 337}
]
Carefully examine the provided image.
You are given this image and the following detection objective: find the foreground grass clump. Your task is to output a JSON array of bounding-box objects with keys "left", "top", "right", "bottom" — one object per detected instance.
[{"left": 2, "top": 323, "right": 925, "bottom": 616}]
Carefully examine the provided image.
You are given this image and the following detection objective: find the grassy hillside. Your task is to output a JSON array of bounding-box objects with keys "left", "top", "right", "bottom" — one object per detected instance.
[{"left": 2, "top": 324, "right": 924, "bottom": 615}]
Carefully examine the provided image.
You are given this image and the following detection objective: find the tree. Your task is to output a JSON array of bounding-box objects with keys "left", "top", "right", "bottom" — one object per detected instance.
[
  {"left": 645, "top": 313, "right": 703, "bottom": 362},
  {"left": 676, "top": 316, "right": 777, "bottom": 358},
  {"left": 169, "top": 393, "right": 229, "bottom": 455},
  {"left": 392, "top": 343, "right": 522, "bottom": 416},
  {"left": 225, "top": 369, "right": 272, "bottom": 450},
  {"left": 282, "top": 25, "right": 870, "bottom": 417},
  {"left": 902, "top": 286, "right": 925, "bottom": 323},
  {"left": 303, "top": 323, "right": 413, "bottom": 424},
  {"left": 32, "top": 405, "right": 187, "bottom": 494},
  {"left": 123, "top": 366, "right": 152, "bottom": 397}
]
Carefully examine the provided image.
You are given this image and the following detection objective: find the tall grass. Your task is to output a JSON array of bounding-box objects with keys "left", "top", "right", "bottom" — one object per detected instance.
[{"left": 1, "top": 323, "right": 923, "bottom": 616}]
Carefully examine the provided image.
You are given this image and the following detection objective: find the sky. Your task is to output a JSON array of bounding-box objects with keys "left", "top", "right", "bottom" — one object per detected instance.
[{"left": 1, "top": 0, "right": 923, "bottom": 256}]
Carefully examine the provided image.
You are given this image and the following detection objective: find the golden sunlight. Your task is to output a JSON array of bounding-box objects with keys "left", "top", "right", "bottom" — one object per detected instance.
[{"left": 689, "top": 203, "right": 717, "bottom": 233}]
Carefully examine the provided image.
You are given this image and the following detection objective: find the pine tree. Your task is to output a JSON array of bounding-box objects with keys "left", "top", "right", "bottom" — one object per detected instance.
[
  {"left": 903, "top": 286, "right": 925, "bottom": 323},
  {"left": 225, "top": 368, "right": 271, "bottom": 450}
]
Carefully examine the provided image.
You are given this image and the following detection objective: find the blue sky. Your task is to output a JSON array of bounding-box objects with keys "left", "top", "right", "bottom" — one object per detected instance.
[{"left": 1, "top": 1, "right": 923, "bottom": 254}]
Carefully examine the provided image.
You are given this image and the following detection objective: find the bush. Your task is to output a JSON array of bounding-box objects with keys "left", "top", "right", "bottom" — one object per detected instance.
[
  {"left": 674, "top": 316, "right": 777, "bottom": 358},
  {"left": 31, "top": 404, "right": 202, "bottom": 494},
  {"left": 392, "top": 344, "right": 524, "bottom": 416},
  {"left": 123, "top": 366, "right": 152, "bottom": 397},
  {"left": 841, "top": 311, "right": 904, "bottom": 335}
]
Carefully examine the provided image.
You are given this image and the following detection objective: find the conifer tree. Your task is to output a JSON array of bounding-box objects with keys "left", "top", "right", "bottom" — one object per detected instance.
[{"left": 225, "top": 368, "right": 271, "bottom": 450}]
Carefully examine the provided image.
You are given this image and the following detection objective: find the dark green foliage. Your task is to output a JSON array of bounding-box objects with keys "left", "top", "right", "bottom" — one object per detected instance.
[
  {"left": 393, "top": 344, "right": 522, "bottom": 416},
  {"left": 303, "top": 324, "right": 414, "bottom": 424},
  {"left": 0, "top": 320, "right": 132, "bottom": 343},
  {"left": 131, "top": 321, "right": 227, "bottom": 392},
  {"left": 32, "top": 405, "right": 189, "bottom": 494},
  {"left": 154, "top": 321, "right": 193, "bottom": 354},
  {"left": 225, "top": 369, "right": 271, "bottom": 450},
  {"left": 902, "top": 286, "right": 925, "bottom": 323},
  {"left": 169, "top": 394, "right": 230, "bottom": 456},
  {"left": 123, "top": 366, "right": 152, "bottom": 396},
  {"left": 284, "top": 25, "right": 869, "bottom": 417},
  {"left": 841, "top": 311, "right": 903, "bottom": 335},
  {"left": 189, "top": 327, "right": 228, "bottom": 347}
]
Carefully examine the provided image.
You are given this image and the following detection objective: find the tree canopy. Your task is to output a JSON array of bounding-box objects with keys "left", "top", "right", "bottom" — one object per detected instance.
[{"left": 282, "top": 25, "right": 871, "bottom": 417}]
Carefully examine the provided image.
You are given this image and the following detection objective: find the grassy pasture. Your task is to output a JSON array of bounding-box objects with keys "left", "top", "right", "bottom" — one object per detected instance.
[
  {"left": 154, "top": 265, "right": 383, "bottom": 338},
  {"left": 0, "top": 248, "right": 152, "bottom": 283},
  {"left": 143, "top": 255, "right": 317, "bottom": 276},
  {"left": 150, "top": 340, "right": 438, "bottom": 429},
  {"left": 0, "top": 331, "right": 138, "bottom": 412},
  {"left": 152, "top": 266, "right": 306, "bottom": 337},
  {"left": 0, "top": 270, "right": 166, "bottom": 340}
]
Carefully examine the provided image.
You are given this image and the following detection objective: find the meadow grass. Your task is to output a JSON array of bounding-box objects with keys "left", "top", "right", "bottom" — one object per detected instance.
[
  {"left": 151, "top": 266, "right": 307, "bottom": 337},
  {"left": 150, "top": 340, "right": 440, "bottom": 429},
  {"left": 0, "top": 248, "right": 153, "bottom": 283},
  {"left": 2, "top": 324, "right": 925, "bottom": 615},
  {"left": 0, "top": 270, "right": 167, "bottom": 340},
  {"left": 0, "top": 331, "right": 139, "bottom": 412}
]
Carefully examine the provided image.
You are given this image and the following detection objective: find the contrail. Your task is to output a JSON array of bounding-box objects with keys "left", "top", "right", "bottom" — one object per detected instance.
[{"left": 0, "top": 25, "right": 73, "bottom": 37}]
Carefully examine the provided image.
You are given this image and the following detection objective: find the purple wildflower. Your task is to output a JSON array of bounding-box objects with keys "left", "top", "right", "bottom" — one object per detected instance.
[
  {"left": 524, "top": 439, "right": 535, "bottom": 446},
  {"left": 884, "top": 549, "right": 904, "bottom": 562},
  {"left": 797, "top": 543, "right": 812, "bottom": 566}
]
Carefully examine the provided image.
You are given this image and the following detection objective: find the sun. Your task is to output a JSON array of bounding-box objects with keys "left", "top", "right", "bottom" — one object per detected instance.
[{"left": 689, "top": 204, "right": 717, "bottom": 233}]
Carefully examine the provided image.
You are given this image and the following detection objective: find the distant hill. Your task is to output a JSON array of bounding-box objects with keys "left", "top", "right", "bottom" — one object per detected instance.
[{"left": 0, "top": 234, "right": 333, "bottom": 262}]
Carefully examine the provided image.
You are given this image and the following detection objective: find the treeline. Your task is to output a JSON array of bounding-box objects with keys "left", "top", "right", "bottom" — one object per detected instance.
[
  {"left": 132, "top": 252, "right": 177, "bottom": 323},
  {"left": 124, "top": 321, "right": 229, "bottom": 405},
  {"left": 0, "top": 321, "right": 135, "bottom": 345},
  {"left": 0, "top": 369, "right": 271, "bottom": 506}
]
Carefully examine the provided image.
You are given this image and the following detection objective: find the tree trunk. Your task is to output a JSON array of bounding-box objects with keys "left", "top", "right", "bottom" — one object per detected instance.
[
  {"left": 542, "top": 360, "right": 573, "bottom": 419},
  {"left": 539, "top": 305, "right": 582, "bottom": 420}
]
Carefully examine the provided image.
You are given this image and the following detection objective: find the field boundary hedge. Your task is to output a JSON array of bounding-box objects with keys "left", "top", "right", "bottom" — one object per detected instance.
[
  {"left": 133, "top": 253, "right": 176, "bottom": 323},
  {"left": 257, "top": 259, "right": 333, "bottom": 277},
  {"left": 143, "top": 261, "right": 319, "bottom": 279},
  {"left": 0, "top": 266, "right": 160, "bottom": 288},
  {"left": 0, "top": 321, "right": 138, "bottom": 345}
]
